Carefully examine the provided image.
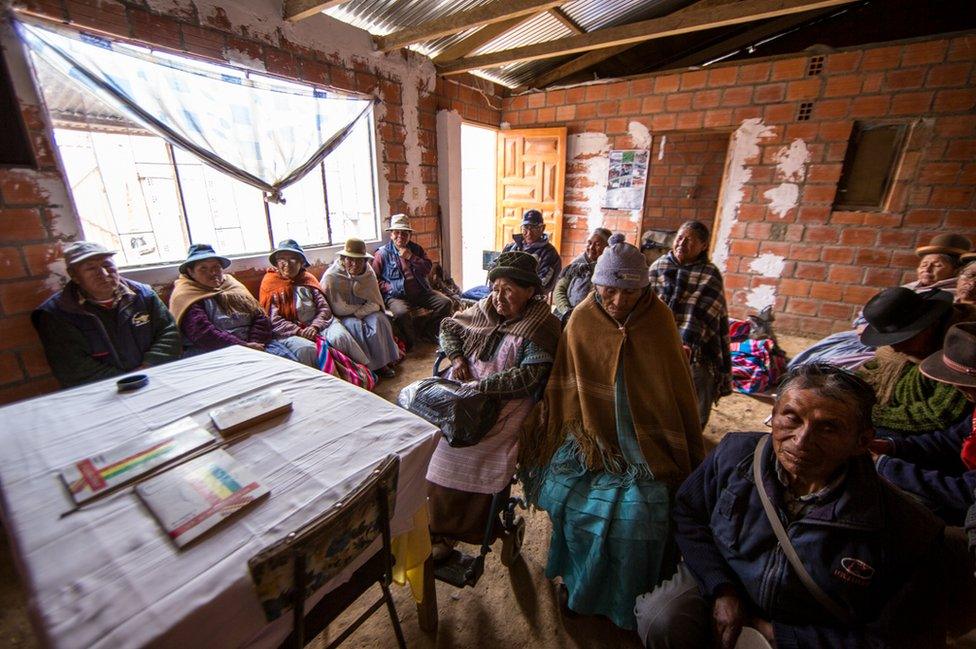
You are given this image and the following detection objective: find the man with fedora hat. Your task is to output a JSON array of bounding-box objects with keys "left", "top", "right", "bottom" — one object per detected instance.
[
  {"left": 857, "top": 286, "right": 971, "bottom": 433},
  {"left": 32, "top": 241, "right": 180, "bottom": 387},
  {"left": 371, "top": 213, "right": 452, "bottom": 349},
  {"left": 871, "top": 322, "right": 976, "bottom": 526}
]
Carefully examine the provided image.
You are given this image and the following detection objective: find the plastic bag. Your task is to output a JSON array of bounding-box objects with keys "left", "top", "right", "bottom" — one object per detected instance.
[{"left": 397, "top": 378, "right": 499, "bottom": 447}]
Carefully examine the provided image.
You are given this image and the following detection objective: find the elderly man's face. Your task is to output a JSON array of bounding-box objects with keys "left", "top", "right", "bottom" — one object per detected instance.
[
  {"left": 595, "top": 285, "right": 643, "bottom": 323},
  {"left": 522, "top": 222, "right": 544, "bottom": 244},
  {"left": 771, "top": 388, "right": 872, "bottom": 493},
  {"left": 69, "top": 255, "right": 120, "bottom": 301},
  {"left": 956, "top": 264, "right": 976, "bottom": 305},
  {"left": 584, "top": 234, "right": 608, "bottom": 262},
  {"left": 917, "top": 254, "right": 956, "bottom": 287},
  {"left": 391, "top": 229, "right": 411, "bottom": 249}
]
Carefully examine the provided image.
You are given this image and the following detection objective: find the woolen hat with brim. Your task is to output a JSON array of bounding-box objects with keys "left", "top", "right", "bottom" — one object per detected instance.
[
  {"left": 179, "top": 243, "right": 231, "bottom": 276},
  {"left": 919, "top": 322, "right": 976, "bottom": 388},
  {"left": 269, "top": 239, "right": 309, "bottom": 267},
  {"left": 487, "top": 251, "right": 542, "bottom": 288},
  {"left": 916, "top": 233, "right": 973, "bottom": 258},
  {"left": 338, "top": 238, "right": 372, "bottom": 259},
  {"left": 859, "top": 287, "right": 953, "bottom": 347},
  {"left": 63, "top": 241, "right": 116, "bottom": 267},
  {"left": 386, "top": 213, "right": 413, "bottom": 232},
  {"left": 961, "top": 252, "right": 976, "bottom": 265}
]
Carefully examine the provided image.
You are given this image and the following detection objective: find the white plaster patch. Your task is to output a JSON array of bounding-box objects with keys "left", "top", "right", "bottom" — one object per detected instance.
[
  {"left": 658, "top": 134, "right": 667, "bottom": 161},
  {"left": 749, "top": 253, "right": 786, "bottom": 278},
  {"left": 566, "top": 132, "right": 611, "bottom": 228},
  {"left": 712, "top": 118, "right": 776, "bottom": 273},
  {"left": 763, "top": 183, "right": 799, "bottom": 218},
  {"left": 628, "top": 121, "right": 652, "bottom": 150},
  {"left": 775, "top": 138, "right": 809, "bottom": 182},
  {"left": 746, "top": 284, "right": 778, "bottom": 311},
  {"left": 222, "top": 46, "right": 267, "bottom": 71}
]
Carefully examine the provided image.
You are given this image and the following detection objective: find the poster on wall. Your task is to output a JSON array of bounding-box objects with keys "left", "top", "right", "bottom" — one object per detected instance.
[{"left": 604, "top": 149, "right": 650, "bottom": 210}]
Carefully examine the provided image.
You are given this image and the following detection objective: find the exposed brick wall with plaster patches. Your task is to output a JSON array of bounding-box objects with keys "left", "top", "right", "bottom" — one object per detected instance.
[
  {"left": 644, "top": 132, "right": 729, "bottom": 234},
  {"left": 502, "top": 34, "right": 976, "bottom": 337},
  {"left": 435, "top": 73, "right": 503, "bottom": 127},
  {"left": 0, "top": 0, "right": 440, "bottom": 404}
]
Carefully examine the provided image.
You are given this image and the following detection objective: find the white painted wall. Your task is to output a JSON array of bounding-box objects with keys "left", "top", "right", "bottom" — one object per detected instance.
[
  {"left": 460, "top": 123, "right": 497, "bottom": 289},
  {"left": 436, "top": 110, "right": 462, "bottom": 281}
]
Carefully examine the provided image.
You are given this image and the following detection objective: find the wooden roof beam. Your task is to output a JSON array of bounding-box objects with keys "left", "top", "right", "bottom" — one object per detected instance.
[
  {"left": 375, "top": 0, "right": 565, "bottom": 53},
  {"left": 437, "top": 0, "right": 858, "bottom": 75},
  {"left": 548, "top": 7, "right": 585, "bottom": 35},
  {"left": 433, "top": 14, "right": 538, "bottom": 64},
  {"left": 284, "top": 0, "right": 350, "bottom": 23}
]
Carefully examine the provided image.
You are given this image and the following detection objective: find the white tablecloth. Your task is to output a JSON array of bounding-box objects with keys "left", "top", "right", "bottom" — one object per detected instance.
[{"left": 0, "top": 347, "right": 439, "bottom": 649}]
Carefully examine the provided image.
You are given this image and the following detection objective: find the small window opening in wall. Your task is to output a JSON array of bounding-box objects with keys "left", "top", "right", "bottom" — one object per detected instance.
[
  {"left": 834, "top": 122, "right": 908, "bottom": 211},
  {"left": 806, "top": 55, "right": 825, "bottom": 76},
  {"left": 796, "top": 102, "right": 814, "bottom": 121},
  {"left": 0, "top": 48, "right": 36, "bottom": 167}
]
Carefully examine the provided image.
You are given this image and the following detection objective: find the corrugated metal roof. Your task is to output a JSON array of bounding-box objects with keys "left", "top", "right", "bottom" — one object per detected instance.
[{"left": 324, "top": 0, "right": 696, "bottom": 88}]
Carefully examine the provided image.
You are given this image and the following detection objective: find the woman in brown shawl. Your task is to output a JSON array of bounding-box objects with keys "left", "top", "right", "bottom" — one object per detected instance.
[
  {"left": 520, "top": 234, "right": 703, "bottom": 631},
  {"left": 426, "top": 251, "right": 561, "bottom": 558}
]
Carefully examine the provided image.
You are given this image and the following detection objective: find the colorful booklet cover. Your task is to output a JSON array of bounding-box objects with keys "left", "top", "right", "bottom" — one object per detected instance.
[
  {"left": 136, "top": 449, "right": 270, "bottom": 548},
  {"left": 209, "top": 389, "right": 293, "bottom": 437},
  {"left": 60, "top": 417, "right": 215, "bottom": 505}
]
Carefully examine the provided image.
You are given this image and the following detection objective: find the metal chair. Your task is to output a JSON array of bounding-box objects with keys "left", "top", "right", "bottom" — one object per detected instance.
[{"left": 248, "top": 454, "right": 406, "bottom": 649}]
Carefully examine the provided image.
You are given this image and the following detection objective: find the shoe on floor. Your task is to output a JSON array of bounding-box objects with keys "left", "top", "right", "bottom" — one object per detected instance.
[{"left": 377, "top": 366, "right": 396, "bottom": 379}]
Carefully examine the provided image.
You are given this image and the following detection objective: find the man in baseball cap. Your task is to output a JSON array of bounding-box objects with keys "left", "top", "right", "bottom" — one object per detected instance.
[{"left": 32, "top": 241, "right": 181, "bottom": 387}]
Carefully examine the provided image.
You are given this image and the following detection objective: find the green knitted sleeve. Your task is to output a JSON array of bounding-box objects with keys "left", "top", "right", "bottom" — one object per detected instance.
[{"left": 871, "top": 365, "right": 970, "bottom": 433}]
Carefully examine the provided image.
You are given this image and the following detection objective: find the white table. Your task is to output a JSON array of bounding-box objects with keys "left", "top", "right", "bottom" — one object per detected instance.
[{"left": 0, "top": 347, "right": 439, "bottom": 649}]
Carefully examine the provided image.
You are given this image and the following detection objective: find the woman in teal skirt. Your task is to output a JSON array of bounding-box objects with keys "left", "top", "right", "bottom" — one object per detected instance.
[{"left": 520, "top": 235, "right": 704, "bottom": 630}]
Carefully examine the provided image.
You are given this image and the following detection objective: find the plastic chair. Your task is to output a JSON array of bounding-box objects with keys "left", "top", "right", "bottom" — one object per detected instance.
[{"left": 248, "top": 454, "right": 406, "bottom": 649}]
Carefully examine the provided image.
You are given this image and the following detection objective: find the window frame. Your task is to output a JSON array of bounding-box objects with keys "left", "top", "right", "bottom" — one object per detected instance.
[{"left": 832, "top": 120, "right": 909, "bottom": 212}]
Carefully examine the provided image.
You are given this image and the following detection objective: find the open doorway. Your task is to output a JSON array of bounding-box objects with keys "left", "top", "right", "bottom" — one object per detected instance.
[{"left": 460, "top": 123, "right": 497, "bottom": 289}]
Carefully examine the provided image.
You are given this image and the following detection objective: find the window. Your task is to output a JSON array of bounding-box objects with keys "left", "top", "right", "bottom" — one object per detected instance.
[
  {"left": 30, "top": 33, "right": 379, "bottom": 269},
  {"left": 833, "top": 122, "right": 907, "bottom": 211}
]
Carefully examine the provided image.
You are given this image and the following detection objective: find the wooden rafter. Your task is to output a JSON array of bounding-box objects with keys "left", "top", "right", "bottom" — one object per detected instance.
[
  {"left": 284, "top": 0, "right": 350, "bottom": 22},
  {"left": 375, "top": 0, "right": 565, "bottom": 53},
  {"left": 433, "top": 14, "right": 537, "bottom": 64},
  {"left": 548, "top": 7, "right": 584, "bottom": 35},
  {"left": 437, "top": 0, "right": 858, "bottom": 75}
]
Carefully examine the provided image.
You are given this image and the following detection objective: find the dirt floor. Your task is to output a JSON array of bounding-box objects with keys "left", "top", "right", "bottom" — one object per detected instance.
[{"left": 0, "top": 335, "right": 813, "bottom": 649}]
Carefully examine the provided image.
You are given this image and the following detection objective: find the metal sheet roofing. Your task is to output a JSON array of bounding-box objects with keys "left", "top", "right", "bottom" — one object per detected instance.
[{"left": 325, "top": 0, "right": 695, "bottom": 88}]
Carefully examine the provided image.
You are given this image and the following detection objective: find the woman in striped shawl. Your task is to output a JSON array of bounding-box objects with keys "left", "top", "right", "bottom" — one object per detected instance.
[
  {"left": 648, "top": 220, "right": 732, "bottom": 426},
  {"left": 427, "top": 251, "right": 561, "bottom": 557}
]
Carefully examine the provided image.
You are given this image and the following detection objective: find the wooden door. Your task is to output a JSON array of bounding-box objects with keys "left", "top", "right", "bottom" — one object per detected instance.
[{"left": 495, "top": 127, "right": 566, "bottom": 253}]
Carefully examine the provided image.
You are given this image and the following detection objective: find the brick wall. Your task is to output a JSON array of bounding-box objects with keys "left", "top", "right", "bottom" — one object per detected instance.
[
  {"left": 0, "top": 1, "right": 439, "bottom": 404},
  {"left": 502, "top": 34, "right": 976, "bottom": 337},
  {"left": 643, "top": 131, "right": 730, "bottom": 234},
  {"left": 435, "top": 73, "right": 503, "bottom": 127}
]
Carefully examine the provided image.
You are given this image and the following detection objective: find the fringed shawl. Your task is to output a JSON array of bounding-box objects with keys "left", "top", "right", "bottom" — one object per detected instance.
[
  {"left": 258, "top": 268, "right": 324, "bottom": 321},
  {"left": 169, "top": 274, "right": 260, "bottom": 325},
  {"left": 520, "top": 290, "right": 704, "bottom": 487},
  {"left": 441, "top": 296, "right": 561, "bottom": 361}
]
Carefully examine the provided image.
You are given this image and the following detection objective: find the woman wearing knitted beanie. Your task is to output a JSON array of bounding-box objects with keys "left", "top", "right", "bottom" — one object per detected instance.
[{"left": 520, "top": 234, "right": 704, "bottom": 630}]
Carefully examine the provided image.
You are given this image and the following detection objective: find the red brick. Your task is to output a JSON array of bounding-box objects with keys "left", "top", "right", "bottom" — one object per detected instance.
[
  {"left": 820, "top": 302, "right": 856, "bottom": 321},
  {"left": 786, "top": 297, "right": 819, "bottom": 316},
  {"left": 771, "top": 58, "right": 807, "bottom": 81},
  {"left": 299, "top": 59, "right": 330, "bottom": 86},
  {"left": 813, "top": 99, "right": 850, "bottom": 120},
  {"left": 879, "top": 229, "right": 916, "bottom": 247},
  {"left": 818, "top": 120, "right": 853, "bottom": 142},
  {"left": 863, "top": 213, "right": 903, "bottom": 227},
  {"left": 753, "top": 83, "right": 786, "bottom": 103},
  {"left": 597, "top": 100, "right": 618, "bottom": 117},
  {"left": 930, "top": 186, "right": 974, "bottom": 207},
  {"left": 855, "top": 248, "right": 892, "bottom": 265},
  {"left": 844, "top": 284, "right": 881, "bottom": 306},
  {"left": 330, "top": 67, "right": 355, "bottom": 92},
  {"left": 666, "top": 93, "right": 693, "bottom": 112},
  {"left": 180, "top": 24, "right": 225, "bottom": 61},
  {"left": 901, "top": 40, "right": 948, "bottom": 67},
  {"left": 704, "top": 109, "right": 733, "bottom": 127},
  {"left": 945, "top": 210, "right": 976, "bottom": 228},
  {"left": 693, "top": 89, "right": 721, "bottom": 109},
  {"left": 707, "top": 67, "right": 738, "bottom": 87},
  {"left": 884, "top": 68, "right": 926, "bottom": 90},
  {"left": 890, "top": 91, "right": 933, "bottom": 115},
  {"left": 129, "top": 9, "right": 183, "bottom": 50},
  {"left": 839, "top": 227, "right": 878, "bottom": 245},
  {"left": 926, "top": 62, "right": 972, "bottom": 87},
  {"left": 948, "top": 36, "right": 976, "bottom": 62},
  {"left": 807, "top": 164, "right": 842, "bottom": 183},
  {"left": 618, "top": 98, "right": 641, "bottom": 115},
  {"left": 738, "top": 62, "right": 771, "bottom": 84},
  {"left": 730, "top": 240, "right": 759, "bottom": 256},
  {"left": 804, "top": 226, "right": 839, "bottom": 244},
  {"left": 821, "top": 246, "right": 855, "bottom": 263},
  {"left": 22, "top": 243, "right": 58, "bottom": 276},
  {"left": 0, "top": 353, "right": 23, "bottom": 386},
  {"left": 795, "top": 262, "right": 827, "bottom": 280},
  {"left": 810, "top": 282, "right": 843, "bottom": 301},
  {"left": 0, "top": 248, "right": 26, "bottom": 280},
  {"left": 779, "top": 278, "right": 811, "bottom": 297},
  {"left": 640, "top": 95, "right": 664, "bottom": 113},
  {"left": 918, "top": 162, "right": 961, "bottom": 183},
  {"left": 675, "top": 111, "right": 703, "bottom": 130},
  {"left": 606, "top": 82, "right": 629, "bottom": 99},
  {"left": 546, "top": 89, "right": 566, "bottom": 106},
  {"left": 828, "top": 210, "right": 863, "bottom": 225},
  {"left": 0, "top": 278, "right": 52, "bottom": 315},
  {"left": 865, "top": 268, "right": 904, "bottom": 286},
  {"left": 936, "top": 116, "right": 976, "bottom": 137},
  {"left": 933, "top": 89, "right": 976, "bottom": 113},
  {"left": 64, "top": 0, "right": 127, "bottom": 35},
  {"left": 826, "top": 51, "right": 862, "bottom": 74},
  {"left": 21, "top": 347, "right": 51, "bottom": 379},
  {"left": 536, "top": 106, "right": 555, "bottom": 122},
  {"left": 862, "top": 46, "right": 903, "bottom": 71},
  {"left": 629, "top": 78, "right": 654, "bottom": 95},
  {"left": 680, "top": 70, "right": 708, "bottom": 90},
  {"left": 786, "top": 78, "right": 821, "bottom": 100},
  {"left": 861, "top": 72, "right": 884, "bottom": 93},
  {"left": 850, "top": 94, "right": 891, "bottom": 117},
  {"left": 0, "top": 209, "right": 47, "bottom": 243},
  {"left": 824, "top": 75, "right": 862, "bottom": 97},
  {"left": 789, "top": 244, "right": 821, "bottom": 262},
  {"left": 721, "top": 86, "right": 753, "bottom": 106},
  {"left": 803, "top": 184, "right": 837, "bottom": 203},
  {"left": 651, "top": 114, "right": 676, "bottom": 130},
  {"left": 764, "top": 103, "right": 795, "bottom": 123},
  {"left": 555, "top": 105, "right": 576, "bottom": 121},
  {"left": 827, "top": 264, "right": 863, "bottom": 283},
  {"left": 654, "top": 75, "right": 680, "bottom": 94}
]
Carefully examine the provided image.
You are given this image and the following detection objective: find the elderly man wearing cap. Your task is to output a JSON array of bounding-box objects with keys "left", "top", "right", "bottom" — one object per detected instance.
[
  {"left": 521, "top": 234, "right": 703, "bottom": 630},
  {"left": 371, "top": 213, "right": 452, "bottom": 350},
  {"left": 32, "top": 241, "right": 180, "bottom": 387},
  {"left": 552, "top": 227, "right": 611, "bottom": 321},
  {"left": 856, "top": 286, "right": 974, "bottom": 434}
]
